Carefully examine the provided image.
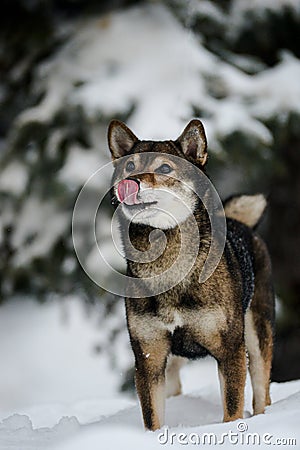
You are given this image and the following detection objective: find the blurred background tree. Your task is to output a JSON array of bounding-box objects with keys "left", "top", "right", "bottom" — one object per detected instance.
[{"left": 0, "top": 0, "right": 299, "bottom": 386}]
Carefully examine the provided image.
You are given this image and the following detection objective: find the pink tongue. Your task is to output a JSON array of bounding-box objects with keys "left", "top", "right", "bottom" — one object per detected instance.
[{"left": 117, "top": 179, "right": 140, "bottom": 205}]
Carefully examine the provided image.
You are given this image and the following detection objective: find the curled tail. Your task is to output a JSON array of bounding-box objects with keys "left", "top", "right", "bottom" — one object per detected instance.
[{"left": 224, "top": 194, "right": 267, "bottom": 228}]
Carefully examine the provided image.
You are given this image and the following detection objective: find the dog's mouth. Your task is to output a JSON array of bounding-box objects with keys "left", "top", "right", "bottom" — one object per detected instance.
[
  {"left": 125, "top": 201, "right": 158, "bottom": 209},
  {"left": 117, "top": 179, "right": 157, "bottom": 208}
]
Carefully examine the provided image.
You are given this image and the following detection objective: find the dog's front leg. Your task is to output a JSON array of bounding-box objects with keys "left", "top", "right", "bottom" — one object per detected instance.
[
  {"left": 217, "top": 342, "right": 247, "bottom": 422},
  {"left": 130, "top": 332, "right": 170, "bottom": 431}
]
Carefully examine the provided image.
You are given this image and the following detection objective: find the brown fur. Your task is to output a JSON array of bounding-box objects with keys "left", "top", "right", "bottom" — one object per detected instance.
[{"left": 108, "top": 119, "right": 275, "bottom": 430}]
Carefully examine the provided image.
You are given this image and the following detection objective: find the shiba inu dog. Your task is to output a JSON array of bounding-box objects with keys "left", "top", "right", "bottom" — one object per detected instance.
[{"left": 108, "top": 119, "right": 275, "bottom": 431}]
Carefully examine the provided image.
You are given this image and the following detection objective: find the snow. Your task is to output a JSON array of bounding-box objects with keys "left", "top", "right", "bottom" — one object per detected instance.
[
  {"left": 0, "top": 162, "right": 28, "bottom": 195},
  {"left": 250, "top": 52, "right": 300, "bottom": 120},
  {"left": 58, "top": 144, "right": 107, "bottom": 188},
  {"left": 11, "top": 198, "right": 69, "bottom": 266},
  {"left": 16, "top": 1, "right": 300, "bottom": 154},
  {"left": 0, "top": 299, "right": 120, "bottom": 413},
  {"left": 16, "top": 4, "right": 215, "bottom": 140},
  {"left": 68, "top": 5, "right": 215, "bottom": 139},
  {"left": 189, "top": 0, "right": 226, "bottom": 26},
  {"left": 0, "top": 297, "right": 299, "bottom": 449},
  {"left": 18, "top": 0, "right": 300, "bottom": 172},
  {"left": 15, "top": 0, "right": 300, "bottom": 150}
]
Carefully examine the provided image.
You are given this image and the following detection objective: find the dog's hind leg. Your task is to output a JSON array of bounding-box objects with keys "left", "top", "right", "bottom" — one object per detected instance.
[
  {"left": 165, "top": 356, "right": 186, "bottom": 398},
  {"left": 245, "top": 236, "right": 275, "bottom": 415},
  {"left": 245, "top": 310, "right": 273, "bottom": 414}
]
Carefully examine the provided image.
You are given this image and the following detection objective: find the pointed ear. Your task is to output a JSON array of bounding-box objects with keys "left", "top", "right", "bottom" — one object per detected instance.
[
  {"left": 176, "top": 119, "right": 207, "bottom": 166},
  {"left": 108, "top": 120, "right": 139, "bottom": 160}
]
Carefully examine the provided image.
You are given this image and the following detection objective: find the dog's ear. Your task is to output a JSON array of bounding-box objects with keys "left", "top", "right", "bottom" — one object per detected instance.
[
  {"left": 108, "top": 120, "right": 139, "bottom": 160},
  {"left": 176, "top": 119, "right": 207, "bottom": 166}
]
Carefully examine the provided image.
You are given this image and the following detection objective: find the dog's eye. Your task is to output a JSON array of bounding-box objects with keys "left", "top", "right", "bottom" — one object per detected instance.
[
  {"left": 126, "top": 161, "right": 135, "bottom": 171},
  {"left": 155, "top": 164, "right": 173, "bottom": 174}
]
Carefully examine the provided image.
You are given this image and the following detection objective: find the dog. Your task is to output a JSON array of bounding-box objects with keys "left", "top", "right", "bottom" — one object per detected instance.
[{"left": 108, "top": 119, "right": 275, "bottom": 431}]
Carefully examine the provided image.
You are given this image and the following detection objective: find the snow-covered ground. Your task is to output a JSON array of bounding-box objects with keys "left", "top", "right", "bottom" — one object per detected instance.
[{"left": 0, "top": 297, "right": 299, "bottom": 449}]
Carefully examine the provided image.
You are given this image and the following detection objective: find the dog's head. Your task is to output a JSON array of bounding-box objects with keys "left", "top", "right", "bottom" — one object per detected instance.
[{"left": 108, "top": 119, "right": 208, "bottom": 229}]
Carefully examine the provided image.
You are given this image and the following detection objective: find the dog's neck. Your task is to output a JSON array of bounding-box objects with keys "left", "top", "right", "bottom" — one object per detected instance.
[{"left": 119, "top": 201, "right": 211, "bottom": 270}]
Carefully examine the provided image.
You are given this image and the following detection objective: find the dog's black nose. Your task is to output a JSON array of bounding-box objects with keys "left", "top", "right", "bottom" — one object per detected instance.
[{"left": 126, "top": 176, "right": 140, "bottom": 187}]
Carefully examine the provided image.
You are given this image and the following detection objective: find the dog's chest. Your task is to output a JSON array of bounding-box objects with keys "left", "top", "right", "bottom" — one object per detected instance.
[
  {"left": 160, "top": 309, "right": 184, "bottom": 333},
  {"left": 127, "top": 290, "right": 226, "bottom": 360},
  {"left": 157, "top": 307, "right": 212, "bottom": 360}
]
